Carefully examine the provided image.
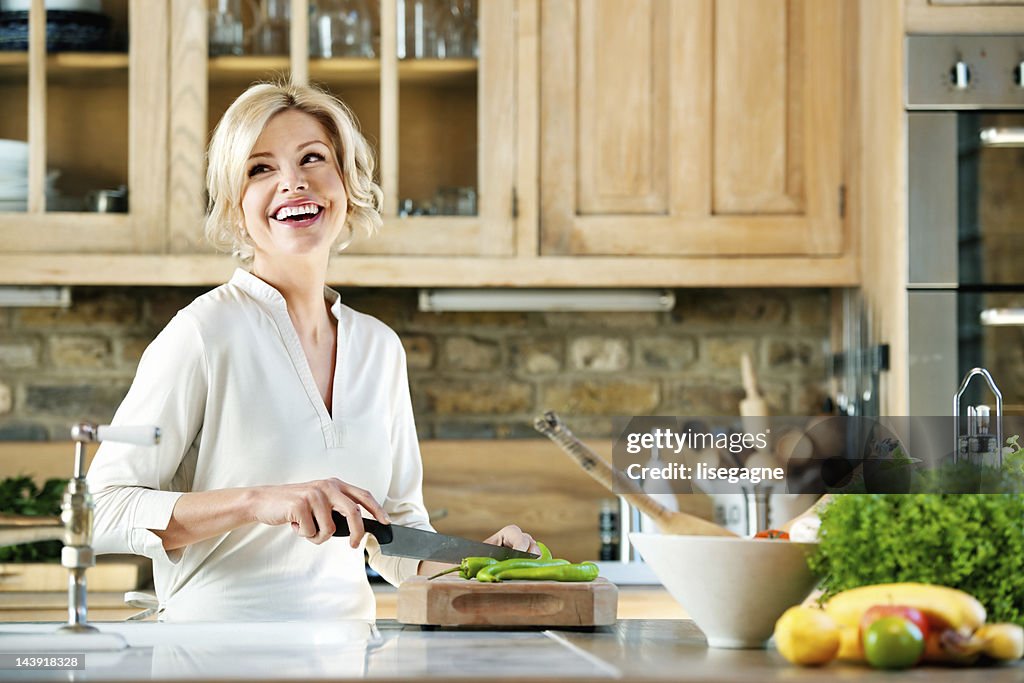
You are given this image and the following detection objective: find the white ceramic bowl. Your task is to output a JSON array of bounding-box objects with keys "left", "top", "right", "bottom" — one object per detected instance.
[{"left": 629, "top": 532, "right": 819, "bottom": 649}]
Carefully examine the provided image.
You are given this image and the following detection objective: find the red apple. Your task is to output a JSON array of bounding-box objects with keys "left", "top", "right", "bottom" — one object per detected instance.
[{"left": 860, "top": 605, "right": 931, "bottom": 643}]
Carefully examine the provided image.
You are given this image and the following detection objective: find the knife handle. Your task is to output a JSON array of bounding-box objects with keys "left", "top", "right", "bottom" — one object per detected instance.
[{"left": 330, "top": 511, "right": 394, "bottom": 544}]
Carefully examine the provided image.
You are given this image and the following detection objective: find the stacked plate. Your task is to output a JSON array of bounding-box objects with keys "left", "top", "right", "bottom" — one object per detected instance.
[
  {"left": 0, "top": 138, "right": 28, "bottom": 212},
  {"left": 0, "top": 139, "right": 59, "bottom": 213},
  {"left": 0, "top": 0, "right": 111, "bottom": 52}
]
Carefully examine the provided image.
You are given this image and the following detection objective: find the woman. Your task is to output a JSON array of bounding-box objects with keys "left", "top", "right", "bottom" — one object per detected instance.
[{"left": 88, "top": 82, "right": 538, "bottom": 622}]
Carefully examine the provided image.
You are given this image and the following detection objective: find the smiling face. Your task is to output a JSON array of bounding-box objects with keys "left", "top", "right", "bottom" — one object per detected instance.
[{"left": 240, "top": 109, "right": 348, "bottom": 268}]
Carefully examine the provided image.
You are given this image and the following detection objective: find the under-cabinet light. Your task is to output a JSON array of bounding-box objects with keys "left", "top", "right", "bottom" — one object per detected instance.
[
  {"left": 0, "top": 286, "right": 71, "bottom": 307},
  {"left": 417, "top": 288, "right": 675, "bottom": 312},
  {"left": 980, "top": 308, "right": 1024, "bottom": 326}
]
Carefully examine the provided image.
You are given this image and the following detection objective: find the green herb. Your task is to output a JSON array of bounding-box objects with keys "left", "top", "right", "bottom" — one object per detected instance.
[
  {"left": 0, "top": 476, "right": 66, "bottom": 563},
  {"left": 1004, "top": 435, "right": 1024, "bottom": 477},
  {"left": 809, "top": 492, "right": 1024, "bottom": 626},
  {"left": 823, "top": 435, "right": 1024, "bottom": 495}
]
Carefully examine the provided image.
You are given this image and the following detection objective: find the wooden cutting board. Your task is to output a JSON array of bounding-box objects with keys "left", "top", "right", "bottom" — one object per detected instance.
[{"left": 397, "top": 576, "right": 617, "bottom": 627}]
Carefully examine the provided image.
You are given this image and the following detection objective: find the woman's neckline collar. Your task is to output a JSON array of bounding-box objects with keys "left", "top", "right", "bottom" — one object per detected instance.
[{"left": 230, "top": 268, "right": 343, "bottom": 318}]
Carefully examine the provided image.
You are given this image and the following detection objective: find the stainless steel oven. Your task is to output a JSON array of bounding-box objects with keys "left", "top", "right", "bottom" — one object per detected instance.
[{"left": 907, "top": 35, "right": 1024, "bottom": 416}]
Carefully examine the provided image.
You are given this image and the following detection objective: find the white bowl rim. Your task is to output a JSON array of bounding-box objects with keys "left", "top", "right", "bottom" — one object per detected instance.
[{"left": 628, "top": 531, "right": 819, "bottom": 546}]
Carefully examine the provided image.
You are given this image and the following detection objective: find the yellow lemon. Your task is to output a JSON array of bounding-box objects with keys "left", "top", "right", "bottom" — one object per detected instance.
[{"left": 774, "top": 606, "right": 841, "bottom": 666}]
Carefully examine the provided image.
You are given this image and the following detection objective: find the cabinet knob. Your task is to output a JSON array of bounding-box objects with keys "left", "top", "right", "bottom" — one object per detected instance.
[{"left": 950, "top": 59, "right": 971, "bottom": 90}]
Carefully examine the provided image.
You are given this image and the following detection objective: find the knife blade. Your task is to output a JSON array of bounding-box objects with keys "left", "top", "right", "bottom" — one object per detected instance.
[{"left": 330, "top": 512, "right": 539, "bottom": 563}]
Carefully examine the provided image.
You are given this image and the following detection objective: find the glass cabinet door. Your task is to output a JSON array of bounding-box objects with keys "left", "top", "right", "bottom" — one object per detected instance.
[
  {"left": 170, "top": 0, "right": 516, "bottom": 257},
  {"left": 0, "top": 0, "right": 167, "bottom": 253}
]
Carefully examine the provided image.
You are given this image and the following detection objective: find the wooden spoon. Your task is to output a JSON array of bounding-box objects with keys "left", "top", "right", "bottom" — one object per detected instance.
[
  {"left": 739, "top": 353, "right": 768, "bottom": 418},
  {"left": 533, "top": 411, "right": 737, "bottom": 537}
]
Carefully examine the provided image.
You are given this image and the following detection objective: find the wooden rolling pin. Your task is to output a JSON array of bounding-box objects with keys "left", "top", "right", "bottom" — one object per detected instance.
[{"left": 533, "top": 411, "right": 736, "bottom": 537}]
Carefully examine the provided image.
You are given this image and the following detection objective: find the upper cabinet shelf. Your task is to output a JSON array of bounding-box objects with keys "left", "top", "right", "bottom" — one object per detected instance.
[
  {"left": 0, "top": 51, "right": 128, "bottom": 84},
  {"left": 207, "top": 55, "right": 477, "bottom": 86}
]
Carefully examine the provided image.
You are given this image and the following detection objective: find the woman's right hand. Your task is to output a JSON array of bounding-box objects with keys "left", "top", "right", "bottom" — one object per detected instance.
[{"left": 250, "top": 478, "right": 390, "bottom": 547}]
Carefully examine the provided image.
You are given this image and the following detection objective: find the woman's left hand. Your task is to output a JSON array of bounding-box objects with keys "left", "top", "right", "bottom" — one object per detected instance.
[
  {"left": 483, "top": 524, "right": 542, "bottom": 555},
  {"left": 416, "top": 524, "right": 543, "bottom": 577}
]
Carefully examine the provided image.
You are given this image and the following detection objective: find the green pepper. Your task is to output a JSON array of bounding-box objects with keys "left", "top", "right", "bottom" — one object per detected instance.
[
  {"left": 537, "top": 541, "right": 552, "bottom": 561},
  {"left": 460, "top": 556, "right": 498, "bottom": 579},
  {"left": 427, "top": 556, "right": 499, "bottom": 580},
  {"left": 475, "top": 558, "right": 570, "bottom": 583},
  {"left": 492, "top": 561, "right": 599, "bottom": 583}
]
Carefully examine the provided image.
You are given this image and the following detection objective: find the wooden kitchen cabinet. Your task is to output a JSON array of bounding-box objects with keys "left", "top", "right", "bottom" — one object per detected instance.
[
  {"left": 0, "top": 0, "right": 864, "bottom": 286},
  {"left": 167, "top": 0, "right": 517, "bottom": 259},
  {"left": 0, "top": 0, "right": 167, "bottom": 255},
  {"left": 540, "top": 0, "right": 844, "bottom": 258}
]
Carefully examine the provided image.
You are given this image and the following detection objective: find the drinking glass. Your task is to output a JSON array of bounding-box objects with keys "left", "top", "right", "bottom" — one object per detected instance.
[
  {"left": 397, "top": 0, "right": 437, "bottom": 59},
  {"left": 439, "top": 0, "right": 476, "bottom": 59},
  {"left": 310, "top": 0, "right": 375, "bottom": 58},
  {"left": 208, "top": 0, "right": 245, "bottom": 56},
  {"left": 251, "top": 0, "right": 290, "bottom": 56}
]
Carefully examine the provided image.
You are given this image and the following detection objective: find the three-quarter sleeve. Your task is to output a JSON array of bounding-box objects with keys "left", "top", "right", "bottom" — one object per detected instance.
[
  {"left": 88, "top": 311, "right": 209, "bottom": 563},
  {"left": 365, "top": 343, "right": 434, "bottom": 586}
]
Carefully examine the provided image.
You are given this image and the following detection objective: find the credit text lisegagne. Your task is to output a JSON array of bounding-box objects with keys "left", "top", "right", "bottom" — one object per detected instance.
[
  {"left": 626, "top": 461, "right": 784, "bottom": 485},
  {"left": 624, "top": 427, "right": 783, "bottom": 485}
]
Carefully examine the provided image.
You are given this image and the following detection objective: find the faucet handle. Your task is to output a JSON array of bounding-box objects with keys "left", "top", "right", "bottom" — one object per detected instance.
[
  {"left": 71, "top": 423, "right": 161, "bottom": 446},
  {"left": 97, "top": 425, "right": 161, "bottom": 446}
]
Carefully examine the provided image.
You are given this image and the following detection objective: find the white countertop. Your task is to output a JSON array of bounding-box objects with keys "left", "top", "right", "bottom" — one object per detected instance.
[
  {"left": 1, "top": 620, "right": 1020, "bottom": 682},
  {"left": 0, "top": 620, "right": 617, "bottom": 680}
]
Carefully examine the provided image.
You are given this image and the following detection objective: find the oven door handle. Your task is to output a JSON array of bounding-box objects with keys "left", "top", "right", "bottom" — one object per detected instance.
[
  {"left": 979, "top": 127, "right": 1024, "bottom": 148},
  {"left": 980, "top": 308, "right": 1024, "bottom": 326}
]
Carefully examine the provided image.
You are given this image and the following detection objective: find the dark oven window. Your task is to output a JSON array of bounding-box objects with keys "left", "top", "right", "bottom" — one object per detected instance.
[{"left": 958, "top": 112, "right": 1024, "bottom": 288}]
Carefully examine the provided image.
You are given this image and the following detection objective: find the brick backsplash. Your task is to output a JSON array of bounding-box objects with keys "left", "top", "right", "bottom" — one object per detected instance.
[{"left": 0, "top": 286, "right": 832, "bottom": 440}]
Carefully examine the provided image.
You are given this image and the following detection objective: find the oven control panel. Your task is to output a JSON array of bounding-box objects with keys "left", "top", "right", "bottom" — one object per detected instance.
[{"left": 907, "top": 35, "right": 1024, "bottom": 109}]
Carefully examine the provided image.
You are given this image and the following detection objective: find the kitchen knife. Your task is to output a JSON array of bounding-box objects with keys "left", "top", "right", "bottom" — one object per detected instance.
[{"left": 330, "top": 512, "right": 538, "bottom": 563}]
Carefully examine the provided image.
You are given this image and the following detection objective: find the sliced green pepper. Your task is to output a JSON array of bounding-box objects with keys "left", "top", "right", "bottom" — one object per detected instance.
[
  {"left": 492, "top": 561, "right": 599, "bottom": 582},
  {"left": 537, "top": 541, "right": 552, "bottom": 561},
  {"left": 475, "top": 558, "right": 570, "bottom": 583}
]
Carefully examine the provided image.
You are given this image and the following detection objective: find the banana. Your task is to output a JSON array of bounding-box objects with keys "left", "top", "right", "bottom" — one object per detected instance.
[
  {"left": 920, "top": 624, "right": 1023, "bottom": 663},
  {"left": 977, "top": 624, "right": 1024, "bottom": 661},
  {"left": 921, "top": 630, "right": 980, "bottom": 666},
  {"left": 836, "top": 625, "right": 863, "bottom": 661},
  {"left": 974, "top": 622, "right": 1024, "bottom": 659},
  {"left": 824, "top": 583, "right": 986, "bottom": 634}
]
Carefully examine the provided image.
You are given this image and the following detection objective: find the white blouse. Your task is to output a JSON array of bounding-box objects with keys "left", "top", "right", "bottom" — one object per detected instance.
[{"left": 87, "top": 269, "right": 432, "bottom": 622}]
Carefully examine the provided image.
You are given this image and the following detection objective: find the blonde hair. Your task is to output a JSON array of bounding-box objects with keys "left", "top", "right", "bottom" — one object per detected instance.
[{"left": 205, "top": 82, "right": 383, "bottom": 263}]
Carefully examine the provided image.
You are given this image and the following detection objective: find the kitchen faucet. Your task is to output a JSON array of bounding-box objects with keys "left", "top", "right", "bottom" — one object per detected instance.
[{"left": 0, "top": 422, "right": 159, "bottom": 637}]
